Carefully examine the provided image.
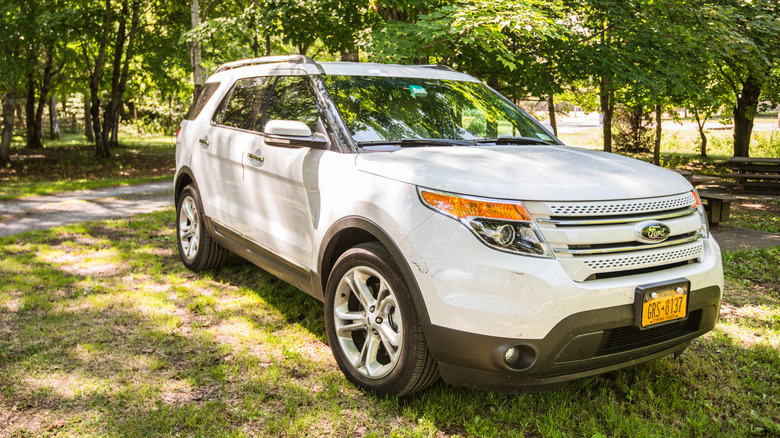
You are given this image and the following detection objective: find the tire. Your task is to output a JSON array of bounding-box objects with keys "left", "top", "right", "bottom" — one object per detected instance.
[
  {"left": 324, "top": 242, "right": 439, "bottom": 396},
  {"left": 176, "top": 184, "right": 228, "bottom": 271}
]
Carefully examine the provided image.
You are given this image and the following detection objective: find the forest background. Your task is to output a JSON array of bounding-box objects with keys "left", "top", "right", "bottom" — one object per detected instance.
[{"left": 0, "top": 0, "right": 779, "bottom": 166}]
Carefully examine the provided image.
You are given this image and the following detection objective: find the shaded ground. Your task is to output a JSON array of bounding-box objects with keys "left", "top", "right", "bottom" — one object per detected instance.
[
  {"left": 0, "top": 143, "right": 175, "bottom": 185},
  {"left": 711, "top": 225, "right": 780, "bottom": 252}
]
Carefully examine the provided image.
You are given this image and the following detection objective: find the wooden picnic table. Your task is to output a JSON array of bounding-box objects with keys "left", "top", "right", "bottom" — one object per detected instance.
[{"left": 726, "top": 157, "right": 780, "bottom": 191}]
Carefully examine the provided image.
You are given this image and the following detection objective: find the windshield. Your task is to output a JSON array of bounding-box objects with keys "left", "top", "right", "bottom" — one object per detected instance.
[{"left": 322, "top": 75, "right": 557, "bottom": 145}]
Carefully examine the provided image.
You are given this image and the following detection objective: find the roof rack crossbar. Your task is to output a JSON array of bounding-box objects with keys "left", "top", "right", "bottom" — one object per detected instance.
[{"left": 214, "top": 55, "right": 317, "bottom": 74}]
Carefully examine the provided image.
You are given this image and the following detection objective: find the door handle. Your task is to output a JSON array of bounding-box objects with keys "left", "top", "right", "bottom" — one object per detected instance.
[
  {"left": 248, "top": 151, "right": 264, "bottom": 163},
  {"left": 199, "top": 137, "right": 210, "bottom": 148}
]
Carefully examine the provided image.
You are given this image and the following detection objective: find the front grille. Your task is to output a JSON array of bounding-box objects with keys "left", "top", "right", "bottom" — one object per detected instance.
[
  {"left": 526, "top": 192, "right": 706, "bottom": 282},
  {"left": 595, "top": 310, "right": 702, "bottom": 356}
]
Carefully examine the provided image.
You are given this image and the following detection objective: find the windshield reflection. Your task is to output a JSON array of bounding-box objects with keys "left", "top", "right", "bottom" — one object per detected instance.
[{"left": 322, "top": 76, "right": 556, "bottom": 145}]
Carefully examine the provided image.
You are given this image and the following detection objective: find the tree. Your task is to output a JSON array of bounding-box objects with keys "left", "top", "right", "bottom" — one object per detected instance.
[
  {"left": 0, "top": 0, "right": 27, "bottom": 164},
  {"left": 98, "top": 0, "right": 140, "bottom": 157},
  {"left": 704, "top": 0, "right": 780, "bottom": 157},
  {"left": 15, "top": 0, "right": 71, "bottom": 150}
]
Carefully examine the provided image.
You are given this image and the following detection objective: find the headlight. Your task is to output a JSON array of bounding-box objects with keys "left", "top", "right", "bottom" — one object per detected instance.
[
  {"left": 691, "top": 189, "right": 710, "bottom": 237},
  {"left": 418, "top": 188, "right": 553, "bottom": 258}
]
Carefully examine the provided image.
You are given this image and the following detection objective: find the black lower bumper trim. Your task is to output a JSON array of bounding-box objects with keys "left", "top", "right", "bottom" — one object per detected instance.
[{"left": 423, "top": 285, "right": 721, "bottom": 393}]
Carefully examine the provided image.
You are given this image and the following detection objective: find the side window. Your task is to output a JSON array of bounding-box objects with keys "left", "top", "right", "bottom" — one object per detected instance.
[
  {"left": 263, "top": 76, "right": 321, "bottom": 132},
  {"left": 215, "top": 76, "right": 271, "bottom": 131},
  {"left": 185, "top": 83, "right": 219, "bottom": 121}
]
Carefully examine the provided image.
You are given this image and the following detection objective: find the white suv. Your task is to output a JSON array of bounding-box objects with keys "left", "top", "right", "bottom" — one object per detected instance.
[{"left": 175, "top": 55, "right": 723, "bottom": 395}]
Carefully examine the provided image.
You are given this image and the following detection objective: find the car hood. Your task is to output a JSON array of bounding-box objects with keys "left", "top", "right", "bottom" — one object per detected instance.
[{"left": 355, "top": 145, "right": 692, "bottom": 201}]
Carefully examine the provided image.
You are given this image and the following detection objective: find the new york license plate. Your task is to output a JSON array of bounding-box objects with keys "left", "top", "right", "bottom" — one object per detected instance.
[{"left": 637, "top": 282, "right": 689, "bottom": 328}]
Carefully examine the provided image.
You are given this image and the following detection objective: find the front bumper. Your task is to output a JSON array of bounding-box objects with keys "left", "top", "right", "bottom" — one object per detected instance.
[{"left": 423, "top": 285, "right": 721, "bottom": 393}]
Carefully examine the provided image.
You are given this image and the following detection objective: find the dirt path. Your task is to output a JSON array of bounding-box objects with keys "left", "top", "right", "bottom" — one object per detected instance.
[
  {"left": 1, "top": 181, "right": 778, "bottom": 252},
  {"left": 0, "top": 181, "right": 173, "bottom": 237}
]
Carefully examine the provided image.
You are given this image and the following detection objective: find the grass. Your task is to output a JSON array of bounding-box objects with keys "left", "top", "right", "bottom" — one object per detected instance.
[
  {"left": 1, "top": 210, "right": 778, "bottom": 437},
  {"left": 558, "top": 128, "right": 780, "bottom": 177},
  {"left": 726, "top": 198, "right": 780, "bottom": 233},
  {"left": 0, "top": 133, "right": 175, "bottom": 201}
]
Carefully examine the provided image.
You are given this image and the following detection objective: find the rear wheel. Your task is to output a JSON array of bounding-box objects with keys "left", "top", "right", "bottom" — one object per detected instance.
[
  {"left": 324, "top": 242, "right": 439, "bottom": 396},
  {"left": 176, "top": 184, "right": 228, "bottom": 271}
]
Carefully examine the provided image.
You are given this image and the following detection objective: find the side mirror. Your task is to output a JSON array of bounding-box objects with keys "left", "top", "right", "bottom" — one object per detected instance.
[
  {"left": 265, "top": 120, "right": 312, "bottom": 137},
  {"left": 263, "top": 119, "right": 328, "bottom": 149}
]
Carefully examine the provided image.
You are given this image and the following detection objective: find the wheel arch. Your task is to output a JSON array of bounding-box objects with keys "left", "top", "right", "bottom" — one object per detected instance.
[
  {"left": 174, "top": 167, "right": 197, "bottom": 206},
  {"left": 318, "top": 216, "right": 431, "bottom": 324}
]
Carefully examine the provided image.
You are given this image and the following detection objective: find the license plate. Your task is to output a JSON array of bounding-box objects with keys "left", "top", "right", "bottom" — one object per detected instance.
[{"left": 635, "top": 281, "right": 689, "bottom": 329}]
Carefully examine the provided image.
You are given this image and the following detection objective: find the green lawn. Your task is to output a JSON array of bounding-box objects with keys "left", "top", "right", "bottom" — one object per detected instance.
[
  {"left": 1, "top": 210, "right": 778, "bottom": 437},
  {"left": 0, "top": 134, "right": 175, "bottom": 201},
  {"left": 558, "top": 128, "right": 780, "bottom": 177}
]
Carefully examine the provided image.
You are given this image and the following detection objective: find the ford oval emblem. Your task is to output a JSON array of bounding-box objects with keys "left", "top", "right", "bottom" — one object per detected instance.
[{"left": 635, "top": 221, "right": 671, "bottom": 244}]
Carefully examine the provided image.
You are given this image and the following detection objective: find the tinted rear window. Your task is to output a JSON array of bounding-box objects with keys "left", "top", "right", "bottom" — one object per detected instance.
[{"left": 185, "top": 83, "right": 220, "bottom": 120}]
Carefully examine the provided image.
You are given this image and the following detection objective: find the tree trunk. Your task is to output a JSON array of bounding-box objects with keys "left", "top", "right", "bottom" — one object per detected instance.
[
  {"left": 49, "top": 95, "right": 60, "bottom": 140},
  {"left": 33, "top": 51, "right": 55, "bottom": 147},
  {"left": 693, "top": 110, "right": 707, "bottom": 157},
  {"left": 99, "top": 1, "right": 127, "bottom": 157},
  {"left": 265, "top": 33, "right": 271, "bottom": 56},
  {"left": 102, "top": 0, "right": 139, "bottom": 151},
  {"left": 653, "top": 104, "right": 662, "bottom": 166},
  {"left": 599, "top": 78, "right": 613, "bottom": 153},
  {"left": 14, "top": 104, "right": 24, "bottom": 130},
  {"left": 24, "top": 73, "right": 42, "bottom": 149},
  {"left": 547, "top": 95, "right": 557, "bottom": 136},
  {"left": 1, "top": 87, "right": 16, "bottom": 165},
  {"left": 90, "top": 0, "right": 112, "bottom": 158},
  {"left": 190, "top": 0, "right": 204, "bottom": 100},
  {"left": 340, "top": 50, "right": 359, "bottom": 62},
  {"left": 84, "top": 93, "right": 94, "bottom": 141},
  {"left": 732, "top": 74, "right": 761, "bottom": 158}
]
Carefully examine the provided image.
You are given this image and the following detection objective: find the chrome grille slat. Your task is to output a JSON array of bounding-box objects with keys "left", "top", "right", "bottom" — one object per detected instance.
[
  {"left": 553, "top": 233, "right": 703, "bottom": 255},
  {"left": 538, "top": 208, "right": 696, "bottom": 226}
]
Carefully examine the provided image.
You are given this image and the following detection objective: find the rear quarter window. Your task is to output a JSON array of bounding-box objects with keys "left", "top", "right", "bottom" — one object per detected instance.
[{"left": 185, "top": 83, "right": 220, "bottom": 121}]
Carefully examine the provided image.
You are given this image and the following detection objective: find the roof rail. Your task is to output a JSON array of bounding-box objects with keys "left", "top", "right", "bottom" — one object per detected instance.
[
  {"left": 214, "top": 55, "right": 318, "bottom": 74},
  {"left": 420, "top": 64, "right": 455, "bottom": 72}
]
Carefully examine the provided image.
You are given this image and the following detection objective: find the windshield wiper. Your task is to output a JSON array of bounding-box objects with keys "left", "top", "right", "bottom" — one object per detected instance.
[
  {"left": 474, "top": 137, "right": 555, "bottom": 145},
  {"left": 358, "top": 138, "right": 477, "bottom": 148}
]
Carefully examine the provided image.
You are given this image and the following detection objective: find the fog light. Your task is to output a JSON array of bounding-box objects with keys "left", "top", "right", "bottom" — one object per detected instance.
[
  {"left": 504, "top": 347, "right": 520, "bottom": 366},
  {"left": 502, "top": 345, "right": 537, "bottom": 370}
]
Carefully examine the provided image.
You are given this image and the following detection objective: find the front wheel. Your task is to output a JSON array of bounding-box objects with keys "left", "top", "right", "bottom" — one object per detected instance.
[
  {"left": 176, "top": 184, "right": 228, "bottom": 271},
  {"left": 324, "top": 242, "right": 439, "bottom": 396}
]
